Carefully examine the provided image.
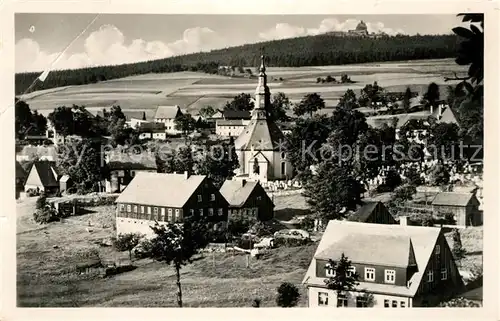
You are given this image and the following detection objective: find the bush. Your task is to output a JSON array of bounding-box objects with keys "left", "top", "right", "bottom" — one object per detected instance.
[
  {"left": 33, "top": 207, "right": 58, "bottom": 224},
  {"left": 248, "top": 221, "right": 274, "bottom": 237},
  {"left": 252, "top": 298, "right": 261, "bottom": 308},
  {"left": 276, "top": 282, "right": 301, "bottom": 307},
  {"left": 438, "top": 297, "right": 481, "bottom": 307},
  {"left": 274, "top": 237, "right": 310, "bottom": 247},
  {"left": 298, "top": 216, "right": 315, "bottom": 232},
  {"left": 36, "top": 193, "right": 47, "bottom": 210},
  {"left": 133, "top": 238, "right": 154, "bottom": 259},
  {"left": 114, "top": 233, "right": 143, "bottom": 260}
]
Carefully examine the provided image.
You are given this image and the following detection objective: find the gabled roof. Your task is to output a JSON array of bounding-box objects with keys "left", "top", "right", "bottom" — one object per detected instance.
[
  {"left": 223, "top": 110, "right": 251, "bottom": 120},
  {"left": 431, "top": 192, "right": 476, "bottom": 207},
  {"left": 115, "top": 172, "right": 207, "bottom": 208},
  {"left": 219, "top": 179, "right": 265, "bottom": 207},
  {"left": 438, "top": 106, "right": 460, "bottom": 125},
  {"left": 234, "top": 109, "right": 286, "bottom": 151},
  {"left": 347, "top": 201, "right": 380, "bottom": 222},
  {"left": 217, "top": 119, "right": 246, "bottom": 126},
  {"left": 16, "top": 161, "right": 27, "bottom": 179},
  {"left": 302, "top": 220, "right": 441, "bottom": 297},
  {"left": 30, "top": 161, "right": 59, "bottom": 187},
  {"left": 366, "top": 112, "right": 431, "bottom": 130},
  {"left": 154, "top": 105, "right": 182, "bottom": 119}
]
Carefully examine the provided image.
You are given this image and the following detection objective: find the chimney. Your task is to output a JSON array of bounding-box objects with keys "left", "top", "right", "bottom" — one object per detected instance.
[
  {"left": 399, "top": 216, "right": 408, "bottom": 226},
  {"left": 183, "top": 171, "right": 190, "bottom": 179},
  {"left": 241, "top": 179, "right": 247, "bottom": 187}
]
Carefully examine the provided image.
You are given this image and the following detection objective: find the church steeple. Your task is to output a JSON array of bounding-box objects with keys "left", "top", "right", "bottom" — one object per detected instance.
[{"left": 254, "top": 54, "right": 271, "bottom": 116}]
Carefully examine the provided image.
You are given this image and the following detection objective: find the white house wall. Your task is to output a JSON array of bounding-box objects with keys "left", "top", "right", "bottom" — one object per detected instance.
[{"left": 307, "top": 287, "right": 412, "bottom": 308}]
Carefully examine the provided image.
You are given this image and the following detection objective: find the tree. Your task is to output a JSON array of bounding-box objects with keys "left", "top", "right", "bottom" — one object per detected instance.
[
  {"left": 324, "top": 253, "right": 360, "bottom": 296},
  {"left": 36, "top": 192, "right": 47, "bottom": 210},
  {"left": 56, "top": 137, "right": 109, "bottom": 194},
  {"left": 15, "top": 99, "right": 33, "bottom": 139},
  {"left": 423, "top": 82, "right": 440, "bottom": 109},
  {"left": 337, "top": 89, "right": 359, "bottom": 110},
  {"left": 384, "top": 169, "right": 402, "bottom": 191},
  {"left": 199, "top": 105, "right": 216, "bottom": 119},
  {"left": 174, "top": 145, "right": 195, "bottom": 175},
  {"left": 403, "top": 87, "right": 412, "bottom": 112},
  {"left": 359, "top": 81, "right": 386, "bottom": 109},
  {"left": 429, "top": 163, "right": 450, "bottom": 186},
  {"left": 195, "top": 138, "right": 239, "bottom": 188},
  {"left": 293, "top": 93, "right": 325, "bottom": 117},
  {"left": 113, "top": 233, "right": 143, "bottom": 261},
  {"left": 427, "top": 123, "right": 460, "bottom": 160},
  {"left": 174, "top": 113, "right": 197, "bottom": 137},
  {"left": 276, "top": 282, "right": 301, "bottom": 307},
  {"left": 145, "top": 218, "right": 212, "bottom": 307},
  {"left": 224, "top": 93, "right": 254, "bottom": 112},
  {"left": 451, "top": 228, "right": 466, "bottom": 260},
  {"left": 155, "top": 149, "right": 178, "bottom": 174},
  {"left": 270, "top": 92, "right": 291, "bottom": 122},
  {"left": 237, "top": 66, "right": 244, "bottom": 74},
  {"left": 303, "top": 162, "right": 363, "bottom": 221}
]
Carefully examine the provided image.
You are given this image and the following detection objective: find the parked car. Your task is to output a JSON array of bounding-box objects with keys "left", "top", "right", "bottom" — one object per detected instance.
[{"left": 273, "top": 229, "right": 310, "bottom": 240}]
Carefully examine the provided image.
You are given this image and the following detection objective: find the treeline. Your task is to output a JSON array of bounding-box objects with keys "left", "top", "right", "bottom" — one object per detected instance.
[{"left": 16, "top": 34, "right": 459, "bottom": 95}]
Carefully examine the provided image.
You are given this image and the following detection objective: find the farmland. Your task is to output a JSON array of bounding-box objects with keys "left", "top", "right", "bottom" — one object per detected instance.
[{"left": 20, "top": 58, "right": 466, "bottom": 117}]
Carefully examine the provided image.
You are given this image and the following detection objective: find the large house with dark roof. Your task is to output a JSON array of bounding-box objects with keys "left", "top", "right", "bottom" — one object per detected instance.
[
  {"left": 219, "top": 179, "right": 274, "bottom": 221},
  {"left": 303, "top": 220, "right": 464, "bottom": 308},
  {"left": 105, "top": 152, "right": 157, "bottom": 193},
  {"left": 115, "top": 172, "right": 229, "bottom": 237},
  {"left": 24, "top": 160, "right": 60, "bottom": 194},
  {"left": 347, "top": 201, "right": 397, "bottom": 225},
  {"left": 431, "top": 192, "right": 481, "bottom": 227},
  {"left": 233, "top": 56, "right": 293, "bottom": 181}
]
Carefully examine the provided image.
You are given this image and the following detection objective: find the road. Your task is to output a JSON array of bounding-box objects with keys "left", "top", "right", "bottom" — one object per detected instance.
[{"left": 16, "top": 197, "right": 45, "bottom": 234}]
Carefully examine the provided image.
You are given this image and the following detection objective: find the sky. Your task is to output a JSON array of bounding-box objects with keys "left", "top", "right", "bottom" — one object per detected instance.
[{"left": 15, "top": 14, "right": 461, "bottom": 73}]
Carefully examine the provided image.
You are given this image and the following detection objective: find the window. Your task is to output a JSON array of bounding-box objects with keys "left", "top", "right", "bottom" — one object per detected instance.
[
  {"left": 208, "top": 208, "right": 214, "bottom": 216},
  {"left": 384, "top": 299, "right": 390, "bottom": 308},
  {"left": 337, "top": 294, "right": 348, "bottom": 307},
  {"left": 168, "top": 209, "right": 173, "bottom": 222},
  {"left": 131, "top": 171, "right": 135, "bottom": 177},
  {"left": 281, "top": 162, "right": 286, "bottom": 175},
  {"left": 325, "top": 263, "right": 335, "bottom": 277},
  {"left": 197, "top": 195, "right": 202, "bottom": 202},
  {"left": 217, "top": 208, "right": 223, "bottom": 216},
  {"left": 160, "top": 208, "right": 165, "bottom": 221},
  {"left": 356, "top": 296, "right": 368, "bottom": 307},
  {"left": 435, "top": 245, "right": 440, "bottom": 255},
  {"left": 281, "top": 152, "right": 286, "bottom": 159},
  {"left": 347, "top": 266, "right": 356, "bottom": 277},
  {"left": 400, "top": 301, "right": 406, "bottom": 308},
  {"left": 441, "top": 268, "right": 447, "bottom": 280},
  {"left": 141, "top": 206, "right": 145, "bottom": 214},
  {"left": 153, "top": 207, "right": 158, "bottom": 215},
  {"left": 189, "top": 209, "right": 194, "bottom": 216},
  {"left": 210, "top": 194, "right": 215, "bottom": 201},
  {"left": 119, "top": 204, "right": 125, "bottom": 212},
  {"left": 364, "top": 267, "right": 375, "bottom": 281},
  {"left": 318, "top": 292, "right": 328, "bottom": 306},
  {"left": 427, "top": 270, "right": 434, "bottom": 283},
  {"left": 147, "top": 206, "right": 152, "bottom": 215},
  {"left": 127, "top": 205, "right": 131, "bottom": 212},
  {"left": 133, "top": 205, "right": 138, "bottom": 213},
  {"left": 256, "top": 196, "right": 262, "bottom": 201},
  {"left": 392, "top": 300, "right": 398, "bottom": 308},
  {"left": 175, "top": 209, "right": 180, "bottom": 222},
  {"left": 384, "top": 270, "right": 396, "bottom": 284},
  {"left": 199, "top": 209, "right": 204, "bottom": 216}
]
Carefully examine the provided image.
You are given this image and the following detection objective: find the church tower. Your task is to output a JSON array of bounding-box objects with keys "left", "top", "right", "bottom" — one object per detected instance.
[{"left": 233, "top": 55, "right": 293, "bottom": 182}]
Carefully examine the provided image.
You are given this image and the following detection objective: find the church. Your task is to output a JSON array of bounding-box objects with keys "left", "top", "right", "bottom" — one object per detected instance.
[{"left": 233, "top": 55, "right": 293, "bottom": 182}]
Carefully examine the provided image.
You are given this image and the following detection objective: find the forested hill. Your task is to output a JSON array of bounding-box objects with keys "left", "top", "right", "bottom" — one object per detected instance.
[{"left": 15, "top": 33, "right": 459, "bottom": 95}]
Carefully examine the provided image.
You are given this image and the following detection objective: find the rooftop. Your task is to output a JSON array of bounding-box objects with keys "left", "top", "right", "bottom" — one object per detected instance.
[
  {"left": 431, "top": 192, "right": 476, "bottom": 207},
  {"left": 154, "top": 105, "right": 182, "bottom": 120},
  {"left": 219, "top": 179, "right": 260, "bottom": 207}
]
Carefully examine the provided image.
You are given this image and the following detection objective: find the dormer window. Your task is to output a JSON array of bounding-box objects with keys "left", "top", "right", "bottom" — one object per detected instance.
[
  {"left": 384, "top": 269, "right": 396, "bottom": 284},
  {"left": 427, "top": 270, "right": 434, "bottom": 283},
  {"left": 197, "top": 195, "right": 202, "bottom": 202},
  {"left": 364, "top": 267, "right": 375, "bottom": 281},
  {"left": 325, "top": 263, "right": 336, "bottom": 277},
  {"left": 347, "top": 266, "right": 356, "bottom": 277}
]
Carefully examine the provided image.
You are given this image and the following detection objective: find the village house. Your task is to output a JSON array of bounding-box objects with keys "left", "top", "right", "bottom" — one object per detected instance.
[
  {"left": 219, "top": 179, "right": 274, "bottom": 221},
  {"left": 431, "top": 192, "right": 481, "bottom": 227},
  {"left": 233, "top": 55, "right": 293, "bottom": 182},
  {"left": 153, "top": 105, "right": 183, "bottom": 135},
  {"left": 16, "top": 161, "right": 28, "bottom": 198},
  {"left": 302, "top": 220, "right": 464, "bottom": 308},
  {"left": 105, "top": 152, "right": 157, "bottom": 193},
  {"left": 23, "top": 160, "right": 60, "bottom": 195},
  {"left": 216, "top": 119, "right": 248, "bottom": 137},
  {"left": 347, "top": 201, "right": 397, "bottom": 225},
  {"left": 115, "top": 172, "right": 229, "bottom": 237}
]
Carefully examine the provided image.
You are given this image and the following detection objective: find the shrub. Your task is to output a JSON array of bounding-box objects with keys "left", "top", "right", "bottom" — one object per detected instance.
[
  {"left": 276, "top": 282, "right": 301, "bottom": 307},
  {"left": 248, "top": 221, "right": 274, "bottom": 237},
  {"left": 438, "top": 297, "right": 481, "bottom": 307},
  {"left": 113, "top": 233, "right": 143, "bottom": 260},
  {"left": 33, "top": 207, "right": 57, "bottom": 224},
  {"left": 36, "top": 193, "right": 47, "bottom": 210},
  {"left": 133, "top": 238, "right": 154, "bottom": 259},
  {"left": 252, "top": 298, "right": 261, "bottom": 308},
  {"left": 298, "top": 216, "right": 315, "bottom": 232},
  {"left": 451, "top": 229, "right": 466, "bottom": 260}
]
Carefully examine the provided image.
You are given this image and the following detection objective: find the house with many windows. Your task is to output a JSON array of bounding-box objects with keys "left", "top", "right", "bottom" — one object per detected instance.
[
  {"left": 302, "top": 220, "right": 464, "bottom": 308},
  {"left": 115, "top": 171, "right": 229, "bottom": 237},
  {"left": 153, "top": 105, "right": 183, "bottom": 135},
  {"left": 219, "top": 179, "right": 274, "bottom": 221}
]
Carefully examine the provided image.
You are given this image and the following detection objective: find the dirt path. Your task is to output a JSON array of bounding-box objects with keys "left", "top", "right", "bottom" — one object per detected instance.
[{"left": 16, "top": 197, "right": 45, "bottom": 234}]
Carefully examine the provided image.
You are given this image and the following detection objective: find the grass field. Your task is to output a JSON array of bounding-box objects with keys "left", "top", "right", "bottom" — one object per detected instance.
[{"left": 21, "top": 58, "right": 467, "bottom": 115}]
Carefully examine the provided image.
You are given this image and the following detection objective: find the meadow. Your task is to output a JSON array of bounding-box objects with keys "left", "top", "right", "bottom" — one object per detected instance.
[{"left": 21, "top": 58, "right": 467, "bottom": 116}]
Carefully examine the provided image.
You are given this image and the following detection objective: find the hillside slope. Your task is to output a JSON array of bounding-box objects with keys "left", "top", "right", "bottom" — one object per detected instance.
[{"left": 15, "top": 34, "right": 459, "bottom": 95}]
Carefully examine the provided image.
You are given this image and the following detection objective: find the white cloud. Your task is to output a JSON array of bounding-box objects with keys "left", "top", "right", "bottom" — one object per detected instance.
[
  {"left": 16, "top": 25, "right": 226, "bottom": 73},
  {"left": 259, "top": 18, "right": 407, "bottom": 41}
]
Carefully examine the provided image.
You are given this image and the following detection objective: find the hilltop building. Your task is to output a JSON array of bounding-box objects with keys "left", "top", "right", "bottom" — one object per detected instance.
[
  {"left": 348, "top": 21, "right": 369, "bottom": 36},
  {"left": 233, "top": 55, "right": 293, "bottom": 182}
]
